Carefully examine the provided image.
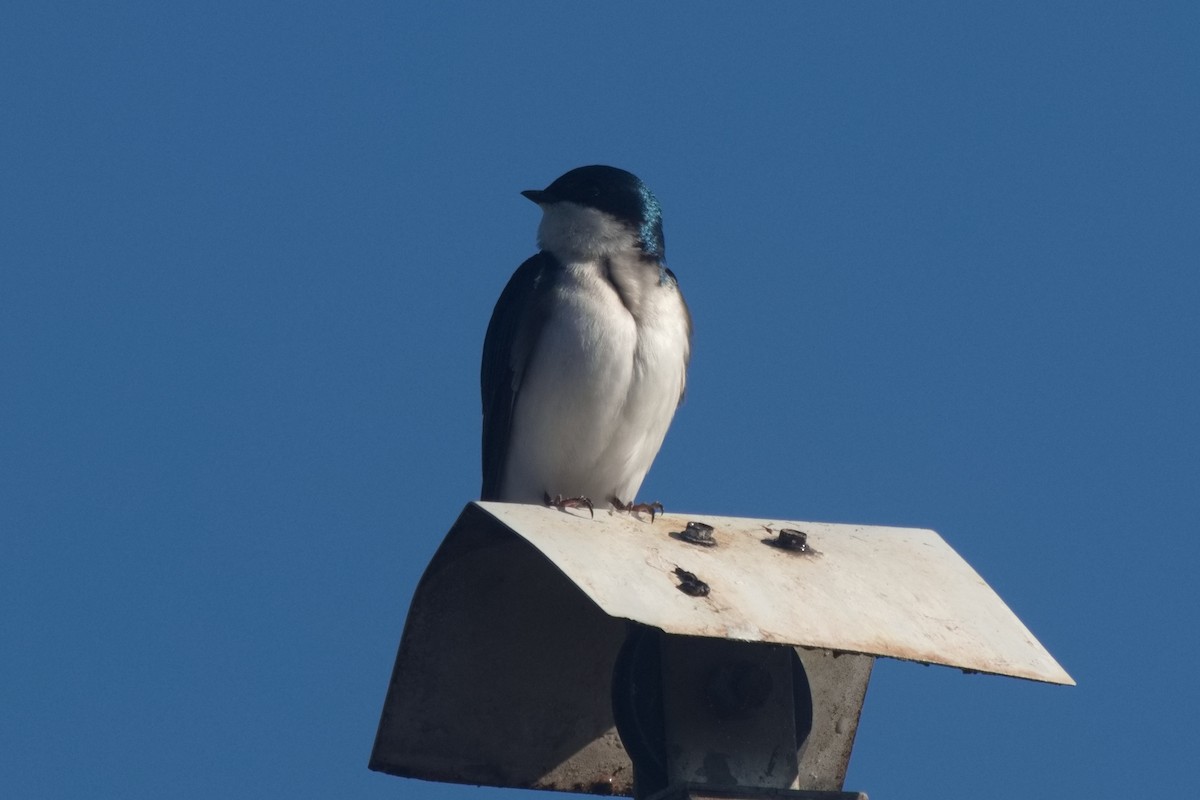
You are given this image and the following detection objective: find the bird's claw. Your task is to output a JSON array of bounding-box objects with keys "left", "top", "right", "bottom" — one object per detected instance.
[
  {"left": 544, "top": 492, "right": 594, "bottom": 518},
  {"left": 609, "top": 496, "right": 665, "bottom": 522}
]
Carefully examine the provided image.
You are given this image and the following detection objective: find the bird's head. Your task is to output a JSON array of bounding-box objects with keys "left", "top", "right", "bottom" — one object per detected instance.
[{"left": 523, "top": 165, "right": 665, "bottom": 261}]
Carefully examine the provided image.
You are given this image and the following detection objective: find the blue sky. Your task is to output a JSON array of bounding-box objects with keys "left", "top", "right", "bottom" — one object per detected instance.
[{"left": 2, "top": 2, "right": 1197, "bottom": 798}]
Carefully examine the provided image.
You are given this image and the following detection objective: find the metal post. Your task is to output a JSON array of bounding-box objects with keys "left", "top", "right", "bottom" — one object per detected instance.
[{"left": 613, "top": 625, "right": 869, "bottom": 800}]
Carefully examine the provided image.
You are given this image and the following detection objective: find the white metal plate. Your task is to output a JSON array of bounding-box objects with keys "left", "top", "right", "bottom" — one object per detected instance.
[{"left": 475, "top": 502, "right": 1074, "bottom": 686}]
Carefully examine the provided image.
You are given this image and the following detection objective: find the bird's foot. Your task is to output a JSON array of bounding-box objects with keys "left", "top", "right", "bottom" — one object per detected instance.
[
  {"left": 609, "top": 497, "right": 665, "bottom": 522},
  {"left": 544, "top": 492, "right": 594, "bottom": 518}
]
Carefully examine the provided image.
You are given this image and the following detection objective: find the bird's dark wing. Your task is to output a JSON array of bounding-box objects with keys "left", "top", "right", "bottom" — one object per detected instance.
[{"left": 480, "top": 251, "right": 559, "bottom": 500}]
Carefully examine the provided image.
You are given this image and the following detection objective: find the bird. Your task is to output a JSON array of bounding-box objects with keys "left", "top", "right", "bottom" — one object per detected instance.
[{"left": 480, "top": 165, "right": 692, "bottom": 515}]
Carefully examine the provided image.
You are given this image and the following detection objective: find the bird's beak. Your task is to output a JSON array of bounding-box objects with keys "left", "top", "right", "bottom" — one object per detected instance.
[{"left": 521, "top": 189, "right": 549, "bottom": 205}]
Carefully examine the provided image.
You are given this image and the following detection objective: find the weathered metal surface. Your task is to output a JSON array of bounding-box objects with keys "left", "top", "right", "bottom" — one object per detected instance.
[
  {"left": 475, "top": 502, "right": 1074, "bottom": 685},
  {"left": 370, "top": 503, "right": 635, "bottom": 795},
  {"left": 793, "top": 649, "right": 872, "bottom": 790},
  {"left": 659, "top": 637, "right": 800, "bottom": 790},
  {"left": 371, "top": 501, "right": 1071, "bottom": 798},
  {"left": 651, "top": 639, "right": 870, "bottom": 793}
]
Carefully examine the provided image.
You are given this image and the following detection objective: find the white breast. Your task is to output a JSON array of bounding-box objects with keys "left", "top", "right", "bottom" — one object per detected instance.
[{"left": 500, "top": 254, "right": 689, "bottom": 505}]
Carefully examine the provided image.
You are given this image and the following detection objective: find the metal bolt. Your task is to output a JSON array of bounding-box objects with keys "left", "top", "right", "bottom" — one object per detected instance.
[
  {"left": 673, "top": 567, "right": 710, "bottom": 597},
  {"left": 675, "top": 521, "right": 717, "bottom": 547},
  {"left": 764, "top": 527, "right": 814, "bottom": 554}
]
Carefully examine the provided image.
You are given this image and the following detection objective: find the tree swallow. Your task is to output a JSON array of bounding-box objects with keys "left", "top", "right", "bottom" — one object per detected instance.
[{"left": 481, "top": 165, "right": 692, "bottom": 512}]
